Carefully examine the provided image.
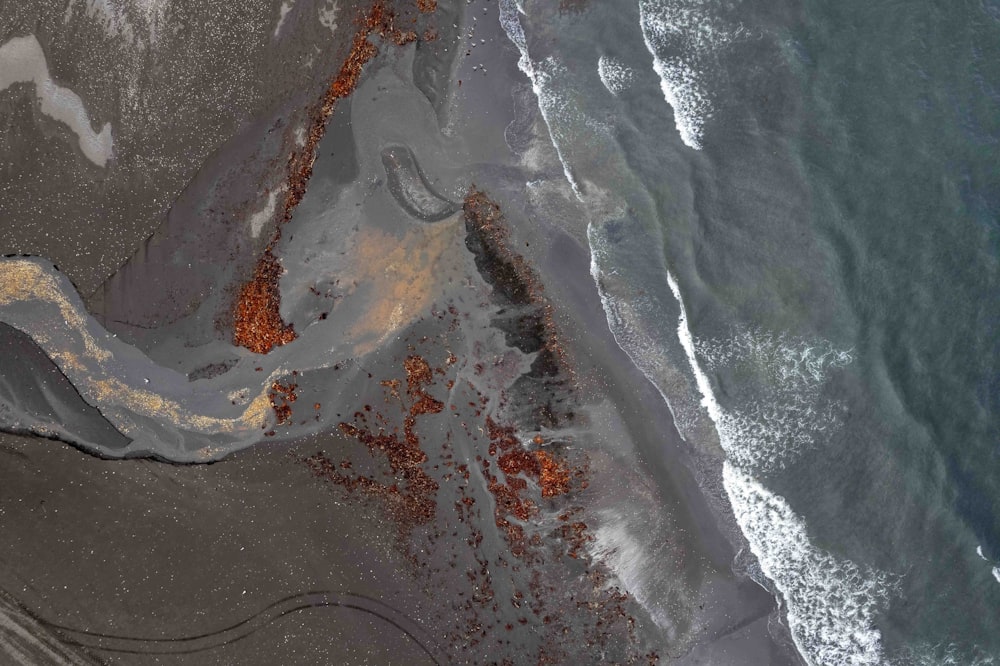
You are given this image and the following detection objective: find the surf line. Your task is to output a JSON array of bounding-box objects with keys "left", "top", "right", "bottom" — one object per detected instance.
[
  {"left": 641, "top": 265, "right": 890, "bottom": 664},
  {"left": 498, "top": 0, "right": 585, "bottom": 202}
]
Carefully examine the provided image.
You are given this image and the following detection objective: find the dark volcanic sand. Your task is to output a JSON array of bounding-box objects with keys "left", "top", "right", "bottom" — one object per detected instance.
[{"left": 0, "top": 0, "right": 803, "bottom": 663}]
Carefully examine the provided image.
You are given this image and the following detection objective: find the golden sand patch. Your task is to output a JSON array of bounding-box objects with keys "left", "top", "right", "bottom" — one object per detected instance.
[
  {"left": 347, "top": 216, "right": 462, "bottom": 356},
  {"left": 0, "top": 260, "right": 110, "bottom": 363}
]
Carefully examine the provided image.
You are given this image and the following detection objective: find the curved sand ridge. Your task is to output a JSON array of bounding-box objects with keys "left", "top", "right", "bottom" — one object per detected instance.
[{"left": 0, "top": 257, "right": 271, "bottom": 460}]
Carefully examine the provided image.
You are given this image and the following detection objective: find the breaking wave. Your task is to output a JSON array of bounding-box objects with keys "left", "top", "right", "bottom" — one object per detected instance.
[
  {"left": 695, "top": 329, "right": 853, "bottom": 472},
  {"left": 637, "top": 0, "right": 741, "bottom": 150},
  {"left": 498, "top": 2, "right": 896, "bottom": 663},
  {"left": 587, "top": 219, "right": 895, "bottom": 664}
]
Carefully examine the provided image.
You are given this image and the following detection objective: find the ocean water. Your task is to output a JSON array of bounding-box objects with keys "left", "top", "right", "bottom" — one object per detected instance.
[{"left": 500, "top": 0, "right": 1000, "bottom": 663}]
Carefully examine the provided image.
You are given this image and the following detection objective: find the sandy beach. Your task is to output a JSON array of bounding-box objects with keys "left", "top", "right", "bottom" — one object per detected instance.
[{"left": 0, "top": 0, "right": 804, "bottom": 663}]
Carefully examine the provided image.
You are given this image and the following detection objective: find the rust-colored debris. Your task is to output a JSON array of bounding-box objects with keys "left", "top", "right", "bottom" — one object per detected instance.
[
  {"left": 479, "top": 417, "right": 577, "bottom": 559},
  {"left": 268, "top": 379, "right": 299, "bottom": 425},
  {"left": 301, "top": 337, "right": 649, "bottom": 660},
  {"left": 557, "top": 507, "right": 594, "bottom": 559},
  {"left": 463, "top": 188, "right": 545, "bottom": 305},
  {"left": 417, "top": 0, "right": 437, "bottom": 12},
  {"left": 304, "top": 355, "right": 443, "bottom": 538},
  {"left": 282, "top": 1, "right": 419, "bottom": 228},
  {"left": 232, "top": 250, "right": 298, "bottom": 354},
  {"left": 295, "top": 179, "right": 654, "bottom": 659},
  {"left": 534, "top": 450, "right": 571, "bottom": 498},
  {"left": 404, "top": 354, "right": 435, "bottom": 392}
]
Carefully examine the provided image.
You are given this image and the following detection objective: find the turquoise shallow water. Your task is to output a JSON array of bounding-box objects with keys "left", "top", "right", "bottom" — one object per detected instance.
[{"left": 500, "top": 0, "right": 1000, "bottom": 662}]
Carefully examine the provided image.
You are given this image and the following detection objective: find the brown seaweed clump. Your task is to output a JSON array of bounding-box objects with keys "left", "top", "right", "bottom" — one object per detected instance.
[
  {"left": 479, "top": 417, "right": 576, "bottom": 558},
  {"left": 302, "top": 340, "right": 650, "bottom": 661},
  {"left": 534, "top": 449, "right": 571, "bottom": 498},
  {"left": 463, "top": 188, "right": 576, "bottom": 431},
  {"left": 284, "top": 2, "right": 419, "bottom": 226},
  {"left": 417, "top": 0, "right": 437, "bottom": 12},
  {"left": 462, "top": 188, "right": 569, "bottom": 375}
]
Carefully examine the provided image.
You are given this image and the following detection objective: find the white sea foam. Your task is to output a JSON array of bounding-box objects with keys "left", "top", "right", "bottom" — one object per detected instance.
[
  {"left": 597, "top": 55, "right": 636, "bottom": 96},
  {"left": 499, "top": 0, "right": 583, "bottom": 200},
  {"left": 696, "top": 329, "right": 853, "bottom": 386},
  {"left": 696, "top": 329, "right": 853, "bottom": 472},
  {"left": 993, "top": 567, "right": 1000, "bottom": 584},
  {"left": 588, "top": 224, "right": 892, "bottom": 663},
  {"left": 896, "top": 641, "right": 1000, "bottom": 665},
  {"left": 500, "top": 4, "right": 893, "bottom": 661},
  {"left": 637, "top": 0, "right": 737, "bottom": 150},
  {"left": 0, "top": 35, "right": 113, "bottom": 167},
  {"left": 664, "top": 268, "right": 893, "bottom": 663},
  {"left": 586, "top": 225, "right": 711, "bottom": 441},
  {"left": 589, "top": 511, "right": 675, "bottom": 634},
  {"left": 978, "top": 544, "right": 987, "bottom": 560},
  {"left": 726, "top": 464, "right": 896, "bottom": 665}
]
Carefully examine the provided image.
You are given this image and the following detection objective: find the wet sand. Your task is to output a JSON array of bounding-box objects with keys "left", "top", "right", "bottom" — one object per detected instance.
[{"left": 0, "top": 0, "right": 803, "bottom": 663}]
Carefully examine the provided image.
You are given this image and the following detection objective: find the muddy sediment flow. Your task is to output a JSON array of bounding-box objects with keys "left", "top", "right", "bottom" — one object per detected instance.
[{"left": 233, "top": 1, "right": 425, "bottom": 355}]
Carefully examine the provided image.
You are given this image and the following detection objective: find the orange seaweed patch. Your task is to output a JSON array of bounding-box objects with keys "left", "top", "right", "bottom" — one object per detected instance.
[
  {"left": 283, "top": 1, "right": 421, "bottom": 227},
  {"left": 304, "top": 356, "right": 443, "bottom": 539},
  {"left": 404, "top": 354, "right": 434, "bottom": 392},
  {"left": 233, "top": 250, "right": 297, "bottom": 354},
  {"left": 534, "top": 450, "right": 571, "bottom": 498}
]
